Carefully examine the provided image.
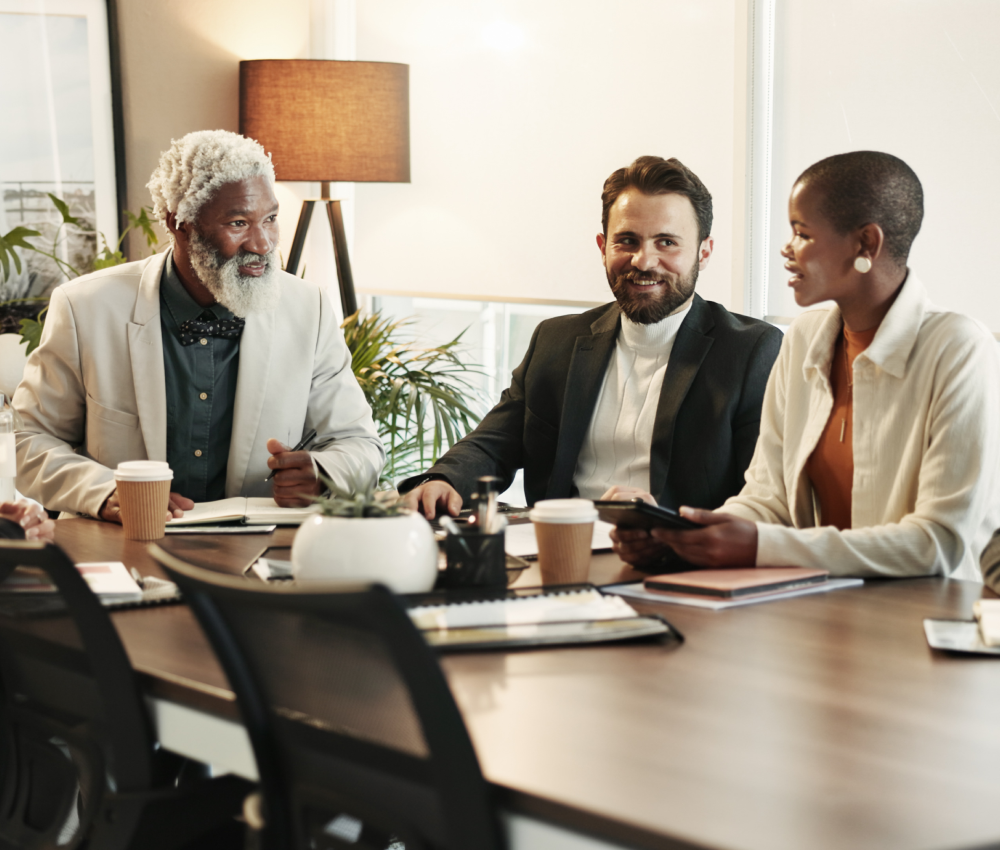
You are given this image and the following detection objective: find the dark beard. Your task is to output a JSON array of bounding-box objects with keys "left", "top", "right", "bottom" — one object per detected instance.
[{"left": 608, "top": 262, "right": 698, "bottom": 325}]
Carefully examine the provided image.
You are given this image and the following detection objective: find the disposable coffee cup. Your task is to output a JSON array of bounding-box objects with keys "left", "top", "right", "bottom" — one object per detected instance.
[
  {"left": 114, "top": 461, "right": 173, "bottom": 541},
  {"left": 529, "top": 499, "right": 598, "bottom": 585}
]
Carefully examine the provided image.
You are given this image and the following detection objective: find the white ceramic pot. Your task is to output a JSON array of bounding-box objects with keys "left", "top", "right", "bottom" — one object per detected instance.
[
  {"left": 0, "top": 333, "right": 28, "bottom": 400},
  {"left": 291, "top": 510, "right": 438, "bottom": 593}
]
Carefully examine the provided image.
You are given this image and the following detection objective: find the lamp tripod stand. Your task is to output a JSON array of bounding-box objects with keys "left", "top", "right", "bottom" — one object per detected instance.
[{"left": 284, "top": 182, "right": 357, "bottom": 318}]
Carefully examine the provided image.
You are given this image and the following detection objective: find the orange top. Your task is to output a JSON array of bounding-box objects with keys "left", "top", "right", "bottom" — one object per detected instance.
[{"left": 804, "top": 324, "right": 879, "bottom": 530}]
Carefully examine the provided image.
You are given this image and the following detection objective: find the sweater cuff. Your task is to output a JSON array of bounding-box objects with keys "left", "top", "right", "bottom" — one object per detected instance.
[{"left": 754, "top": 522, "right": 798, "bottom": 567}]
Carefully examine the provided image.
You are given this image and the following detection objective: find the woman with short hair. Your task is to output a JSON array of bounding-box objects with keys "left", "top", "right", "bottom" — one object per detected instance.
[{"left": 612, "top": 151, "right": 1000, "bottom": 580}]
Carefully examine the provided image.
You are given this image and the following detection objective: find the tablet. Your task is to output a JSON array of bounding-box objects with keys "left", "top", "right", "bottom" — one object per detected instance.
[{"left": 593, "top": 499, "right": 704, "bottom": 531}]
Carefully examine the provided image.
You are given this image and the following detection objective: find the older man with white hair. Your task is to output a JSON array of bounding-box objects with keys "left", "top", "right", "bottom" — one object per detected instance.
[{"left": 13, "top": 130, "right": 384, "bottom": 520}]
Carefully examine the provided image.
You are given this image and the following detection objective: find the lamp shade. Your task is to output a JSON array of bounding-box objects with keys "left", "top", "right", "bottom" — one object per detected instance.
[{"left": 239, "top": 59, "right": 410, "bottom": 183}]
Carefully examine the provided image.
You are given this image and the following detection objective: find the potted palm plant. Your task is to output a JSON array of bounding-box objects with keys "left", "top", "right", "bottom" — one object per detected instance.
[{"left": 341, "top": 309, "right": 482, "bottom": 487}]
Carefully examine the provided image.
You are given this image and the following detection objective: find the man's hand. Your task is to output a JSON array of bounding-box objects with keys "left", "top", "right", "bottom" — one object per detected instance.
[
  {"left": 400, "top": 480, "right": 462, "bottom": 519},
  {"left": 651, "top": 507, "right": 758, "bottom": 568},
  {"left": 0, "top": 500, "right": 55, "bottom": 542},
  {"left": 267, "top": 437, "right": 322, "bottom": 507},
  {"left": 100, "top": 490, "right": 194, "bottom": 524},
  {"left": 599, "top": 485, "right": 658, "bottom": 505},
  {"left": 602, "top": 486, "right": 670, "bottom": 569}
]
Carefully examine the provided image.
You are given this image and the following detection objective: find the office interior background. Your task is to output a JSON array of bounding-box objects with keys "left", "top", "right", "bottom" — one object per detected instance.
[{"left": 5, "top": 0, "right": 1000, "bottom": 433}]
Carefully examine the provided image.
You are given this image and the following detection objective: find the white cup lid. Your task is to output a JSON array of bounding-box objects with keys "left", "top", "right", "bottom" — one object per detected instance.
[
  {"left": 529, "top": 498, "right": 597, "bottom": 524},
  {"left": 114, "top": 460, "right": 174, "bottom": 482}
]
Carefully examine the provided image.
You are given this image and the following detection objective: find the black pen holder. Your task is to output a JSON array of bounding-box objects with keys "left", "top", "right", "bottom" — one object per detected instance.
[{"left": 440, "top": 528, "right": 507, "bottom": 589}]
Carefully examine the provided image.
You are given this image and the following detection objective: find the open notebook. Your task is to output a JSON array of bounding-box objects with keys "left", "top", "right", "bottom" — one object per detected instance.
[
  {"left": 405, "top": 584, "right": 679, "bottom": 651},
  {"left": 167, "top": 497, "right": 320, "bottom": 526}
]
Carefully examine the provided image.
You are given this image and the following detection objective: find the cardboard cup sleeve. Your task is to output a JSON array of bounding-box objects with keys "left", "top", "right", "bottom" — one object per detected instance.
[
  {"left": 115, "top": 461, "right": 173, "bottom": 541},
  {"left": 533, "top": 520, "right": 594, "bottom": 585}
]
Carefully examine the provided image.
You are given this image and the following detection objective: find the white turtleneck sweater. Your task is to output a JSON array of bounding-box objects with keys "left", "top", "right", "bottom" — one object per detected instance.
[{"left": 573, "top": 306, "right": 690, "bottom": 500}]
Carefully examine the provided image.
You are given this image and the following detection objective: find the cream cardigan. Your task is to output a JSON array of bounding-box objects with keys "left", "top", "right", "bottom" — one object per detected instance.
[{"left": 722, "top": 274, "right": 1000, "bottom": 580}]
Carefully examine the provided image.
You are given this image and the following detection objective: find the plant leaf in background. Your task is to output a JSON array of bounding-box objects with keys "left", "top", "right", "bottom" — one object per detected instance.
[
  {"left": 342, "top": 310, "right": 484, "bottom": 487},
  {"left": 93, "top": 248, "right": 126, "bottom": 270},
  {"left": 0, "top": 200, "right": 162, "bottom": 350},
  {"left": 18, "top": 305, "right": 47, "bottom": 355},
  {"left": 93, "top": 232, "right": 127, "bottom": 270},
  {"left": 46, "top": 193, "right": 80, "bottom": 227},
  {"left": 0, "top": 227, "right": 41, "bottom": 281},
  {"left": 125, "top": 208, "right": 159, "bottom": 251}
]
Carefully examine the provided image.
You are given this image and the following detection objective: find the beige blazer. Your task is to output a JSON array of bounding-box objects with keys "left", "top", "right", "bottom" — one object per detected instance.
[
  {"left": 13, "top": 252, "right": 385, "bottom": 516},
  {"left": 723, "top": 274, "right": 1000, "bottom": 581}
]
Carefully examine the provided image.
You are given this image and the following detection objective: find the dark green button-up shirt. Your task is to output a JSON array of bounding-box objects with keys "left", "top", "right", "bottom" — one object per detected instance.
[{"left": 160, "top": 256, "right": 240, "bottom": 502}]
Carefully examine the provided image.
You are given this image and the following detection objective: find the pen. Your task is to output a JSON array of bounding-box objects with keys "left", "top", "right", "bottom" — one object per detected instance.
[{"left": 265, "top": 428, "right": 317, "bottom": 481}]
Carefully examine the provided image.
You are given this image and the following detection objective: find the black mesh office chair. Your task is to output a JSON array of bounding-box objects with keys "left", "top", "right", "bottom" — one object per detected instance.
[
  {"left": 0, "top": 540, "right": 250, "bottom": 850},
  {"left": 151, "top": 544, "right": 503, "bottom": 850}
]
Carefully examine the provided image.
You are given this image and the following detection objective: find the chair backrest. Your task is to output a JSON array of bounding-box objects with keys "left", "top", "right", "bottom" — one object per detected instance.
[
  {"left": 152, "top": 544, "right": 503, "bottom": 850},
  {"left": 0, "top": 541, "right": 157, "bottom": 848}
]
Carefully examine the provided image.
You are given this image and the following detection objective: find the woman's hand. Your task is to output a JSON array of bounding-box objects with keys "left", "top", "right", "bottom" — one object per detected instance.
[
  {"left": 609, "top": 525, "right": 674, "bottom": 569},
  {"left": 0, "top": 500, "right": 55, "bottom": 542},
  {"left": 652, "top": 507, "right": 758, "bottom": 568}
]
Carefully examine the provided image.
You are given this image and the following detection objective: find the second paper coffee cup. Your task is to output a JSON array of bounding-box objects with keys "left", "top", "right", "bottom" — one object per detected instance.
[
  {"left": 115, "top": 461, "right": 173, "bottom": 541},
  {"left": 529, "top": 498, "right": 597, "bottom": 585}
]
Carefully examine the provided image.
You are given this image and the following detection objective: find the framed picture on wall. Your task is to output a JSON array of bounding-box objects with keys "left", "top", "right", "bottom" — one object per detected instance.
[{"left": 0, "top": 0, "right": 125, "bottom": 310}]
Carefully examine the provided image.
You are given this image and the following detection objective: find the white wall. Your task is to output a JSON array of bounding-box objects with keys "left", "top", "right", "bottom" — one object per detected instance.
[
  {"left": 765, "top": 0, "right": 1000, "bottom": 330},
  {"left": 354, "top": 0, "right": 744, "bottom": 311}
]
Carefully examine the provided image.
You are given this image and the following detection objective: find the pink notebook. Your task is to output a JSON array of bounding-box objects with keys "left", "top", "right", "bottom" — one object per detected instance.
[{"left": 644, "top": 568, "right": 829, "bottom": 599}]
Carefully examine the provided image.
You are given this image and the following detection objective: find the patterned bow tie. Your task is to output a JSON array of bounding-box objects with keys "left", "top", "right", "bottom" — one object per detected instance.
[{"left": 177, "top": 312, "right": 246, "bottom": 346}]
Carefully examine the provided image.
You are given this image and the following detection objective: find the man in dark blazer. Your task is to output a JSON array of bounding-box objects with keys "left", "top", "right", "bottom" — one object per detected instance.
[{"left": 400, "top": 156, "right": 782, "bottom": 549}]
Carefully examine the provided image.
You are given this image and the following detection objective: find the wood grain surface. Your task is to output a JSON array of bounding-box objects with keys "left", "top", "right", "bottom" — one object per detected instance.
[{"left": 41, "top": 518, "right": 1000, "bottom": 850}]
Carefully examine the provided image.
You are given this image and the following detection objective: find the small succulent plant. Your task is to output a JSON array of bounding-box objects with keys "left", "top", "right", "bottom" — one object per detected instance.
[{"left": 311, "top": 475, "right": 408, "bottom": 519}]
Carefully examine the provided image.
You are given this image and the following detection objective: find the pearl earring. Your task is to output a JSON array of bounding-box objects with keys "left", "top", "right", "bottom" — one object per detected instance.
[{"left": 854, "top": 256, "right": 872, "bottom": 274}]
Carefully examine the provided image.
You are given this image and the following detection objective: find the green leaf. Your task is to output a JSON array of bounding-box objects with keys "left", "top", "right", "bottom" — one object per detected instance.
[
  {"left": 125, "top": 207, "right": 159, "bottom": 251},
  {"left": 93, "top": 248, "right": 127, "bottom": 270},
  {"left": 0, "top": 227, "right": 41, "bottom": 282},
  {"left": 47, "top": 193, "right": 80, "bottom": 227},
  {"left": 342, "top": 307, "right": 487, "bottom": 483},
  {"left": 18, "top": 317, "right": 44, "bottom": 355}
]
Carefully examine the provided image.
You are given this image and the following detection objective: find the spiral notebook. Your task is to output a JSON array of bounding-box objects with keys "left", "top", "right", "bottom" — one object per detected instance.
[{"left": 405, "top": 583, "right": 680, "bottom": 651}]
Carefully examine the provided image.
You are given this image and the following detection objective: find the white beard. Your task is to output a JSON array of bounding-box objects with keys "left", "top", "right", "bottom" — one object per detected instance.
[{"left": 187, "top": 231, "right": 281, "bottom": 318}]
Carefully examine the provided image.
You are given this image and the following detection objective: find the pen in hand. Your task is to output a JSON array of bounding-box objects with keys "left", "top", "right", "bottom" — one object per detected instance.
[{"left": 265, "top": 428, "right": 318, "bottom": 481}]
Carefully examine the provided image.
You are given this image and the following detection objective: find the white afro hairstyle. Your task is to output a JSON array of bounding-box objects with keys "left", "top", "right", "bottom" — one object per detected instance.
[{"left": 147, "top": 130, "right": 276, "bottom": 227}]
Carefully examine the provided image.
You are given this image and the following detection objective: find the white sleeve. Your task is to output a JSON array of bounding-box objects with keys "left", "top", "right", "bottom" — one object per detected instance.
[{"left": 13, "top": 287, "right": 117, "bottom": 516}]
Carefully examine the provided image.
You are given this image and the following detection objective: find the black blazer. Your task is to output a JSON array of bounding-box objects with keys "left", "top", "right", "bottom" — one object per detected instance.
[{"left": 400, "top": 296, "right": 782, "bottom": 510}]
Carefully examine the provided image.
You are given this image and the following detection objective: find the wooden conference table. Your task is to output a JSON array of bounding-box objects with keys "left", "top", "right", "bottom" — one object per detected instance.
[{"left": 31, "top": 518, "right": 1000, "bottom": 850}]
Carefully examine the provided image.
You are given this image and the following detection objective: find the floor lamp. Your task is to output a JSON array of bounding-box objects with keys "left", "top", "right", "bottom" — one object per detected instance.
[{"left": 239, "top": 59, "right": 411, "bottom": 317}]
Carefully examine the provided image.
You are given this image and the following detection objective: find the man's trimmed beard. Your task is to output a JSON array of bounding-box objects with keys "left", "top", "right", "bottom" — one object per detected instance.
[
  {"left": 187, "top": 230, "right": 281, "bottom": 318},
  {"left": 608, "top": 260, "right": 699, "bottom": 325}
]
